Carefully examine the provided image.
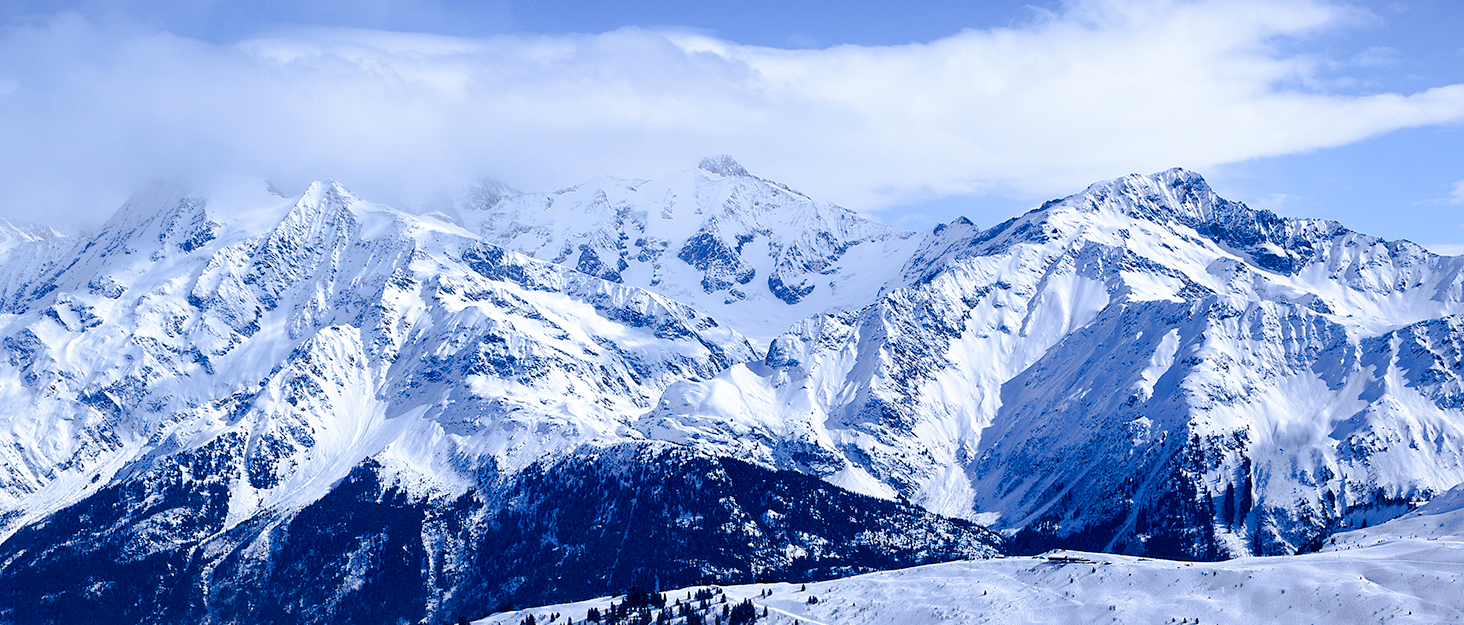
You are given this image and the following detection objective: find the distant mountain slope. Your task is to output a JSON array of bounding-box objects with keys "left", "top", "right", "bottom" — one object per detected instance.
[
  {"left": 645, "top": 168, "right": 1464, "bottom": 559},
  {"left": 455, "top": 156, "right": 919, "bottom": 343}
]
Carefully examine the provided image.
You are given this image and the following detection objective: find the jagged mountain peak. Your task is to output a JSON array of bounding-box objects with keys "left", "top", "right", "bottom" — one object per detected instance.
[
  {"left": 897, "top": 167, "right": 1456, "bottom": 311},
  {"left": 1002, "top": 168, "right": 1284, "bottom": 238},
  {"left": 0, "top": 174, "right": 1005, "bottom": 624},
  {"left": 455, "top": 157, "right": 918, "bottom": 343},
  {"left": 1036, "top": 168, "right": 1399, "bottom": 276},
  {"left": 462, "top": 178, "right": 520, "bottom": 212},
  {"left": 698, "top": 153, "right": 751, "bottom": 178},
  {"left": 4, "top": 179, "right": 389, "bottom": 316},
  {"left": 0, "top": 218, "right": 70, "bottom": 313},
  {"left": 0, "top": 176, "right": 759, "bottom": 537},
  {"left": 0, "top": 218, "right": 64, "bottom": 249},
  {"left": 5, "top": 163, "right": 1464, "bottom": 624},
  {"left": 649, "top": 166, "right": 1464, "bottom": 560},
  {"left": 1033, "top": 167, "right": 1246, "bottom": 225},
  {"left": 1071, "top": 167, "right": 1218, "bottom": 215}
]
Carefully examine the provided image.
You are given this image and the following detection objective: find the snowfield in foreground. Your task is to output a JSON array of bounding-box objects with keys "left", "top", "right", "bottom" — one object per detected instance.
[{"left": 480, "top": 486, "right": 1464, "bottom": 625}]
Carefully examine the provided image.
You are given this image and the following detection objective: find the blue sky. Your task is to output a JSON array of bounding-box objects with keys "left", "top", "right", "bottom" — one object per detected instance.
[{"left": 2, "top": 0, "right": 1461, "bottom": 250}]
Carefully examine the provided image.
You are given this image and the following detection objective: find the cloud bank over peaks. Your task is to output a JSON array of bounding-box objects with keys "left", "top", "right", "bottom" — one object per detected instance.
[{"left": 1, "top": 0, "right": 1462, "bottom": 229}]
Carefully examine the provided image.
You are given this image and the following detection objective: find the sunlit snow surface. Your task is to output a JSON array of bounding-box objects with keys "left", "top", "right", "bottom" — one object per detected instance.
[{"left": 480, "top": 486, "right": 1464, "bottom": 625}]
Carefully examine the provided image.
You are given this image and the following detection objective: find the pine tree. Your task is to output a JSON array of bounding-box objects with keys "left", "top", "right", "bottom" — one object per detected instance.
[{"left": 728, "top": 599, "right": 757, "bottom": 625}]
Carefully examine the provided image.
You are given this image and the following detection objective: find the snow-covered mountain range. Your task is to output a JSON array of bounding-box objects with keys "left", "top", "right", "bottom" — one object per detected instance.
[
  {"left": 451, "top": 155, "right": 917, "bottom": 344},
  {"left": 1, "top": 158, "right": 1462, "bottom": 622},
  {"left": 0, "top": 181, "right": 756, "bottom": 529},
  {"left": 640, "top": 166, "right": 1464, "bottom": 559},
  {"left": 0, "top": 172, "right": 993, "bottom": 624}
]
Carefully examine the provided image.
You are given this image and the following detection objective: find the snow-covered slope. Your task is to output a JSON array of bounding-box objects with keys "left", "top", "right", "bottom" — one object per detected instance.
[
  {"left": 0, "top": 218, "right": 68, "bottom": 311},
  {"left": 0, "top": 180, "right": 998, "bottom": 625},
  {"left": 0, "top": 180, "right": 754, "bottom": 538},
  {"left": 644, "top": 168, "right": 1464, "bottom": 558},
  {"left": 0, "top": 440, "right": 1001, "bottom": 624},
  {"left": 1321, "top": 482, "right": 1464, "bottom": 550},
  {"left": 483, "top": 492, "right": 1464, "bottom": 625},
  {"left": 481, "top": 536, "right": 1464, "bottom": 625},
  {"left": 454, "top": 155, "right": 919, "bottom": 344}
]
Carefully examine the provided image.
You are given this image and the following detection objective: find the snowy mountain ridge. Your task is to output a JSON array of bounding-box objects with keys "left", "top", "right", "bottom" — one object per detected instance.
[
  {"left": 7, "top": 164, "right": 1462, "bottom": 557},
  {"left": 453, "top": 155, "right": 919, "bottom": 344},
  {"left": 644, "top": 167, "right": 1464, "bottom": 558},
  {"left": 0, "top": 179, "right": 755, "bottom": 538},
  {"left": 2, "top": 161, "right": 1464, "bottom": 623},
  {"left": 0, "top": 172, "right": 996, "bottom": 624}
]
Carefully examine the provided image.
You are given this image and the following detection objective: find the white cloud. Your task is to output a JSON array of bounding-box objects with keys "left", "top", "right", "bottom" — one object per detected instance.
[
  {"left": 1349, "top": 45, "right": 1400, "bottom": 67},
  {"left": 1426, "top": 243, "right": 1464, "bottom": 256},
  {"left": 1418, "top": 180, "right": 1464, "bottom": 206},
  {"left": 1247, "top": 193, "right": 1295, "bottom": 213},
  {"left": 1, "top": 0, "right": 1463, "bottom": 228}
]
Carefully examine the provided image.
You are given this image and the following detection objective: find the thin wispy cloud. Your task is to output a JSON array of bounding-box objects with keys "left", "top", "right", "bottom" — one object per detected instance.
[
  {"left": 1, "top": 0, "right": 1462, "bottom": 228},
  {"left": 1415, "top": 179, "right": 1464, "bottom": 206},
  {"left": 1428, "top": 243, "right": 1464, "bottom": 256}
]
